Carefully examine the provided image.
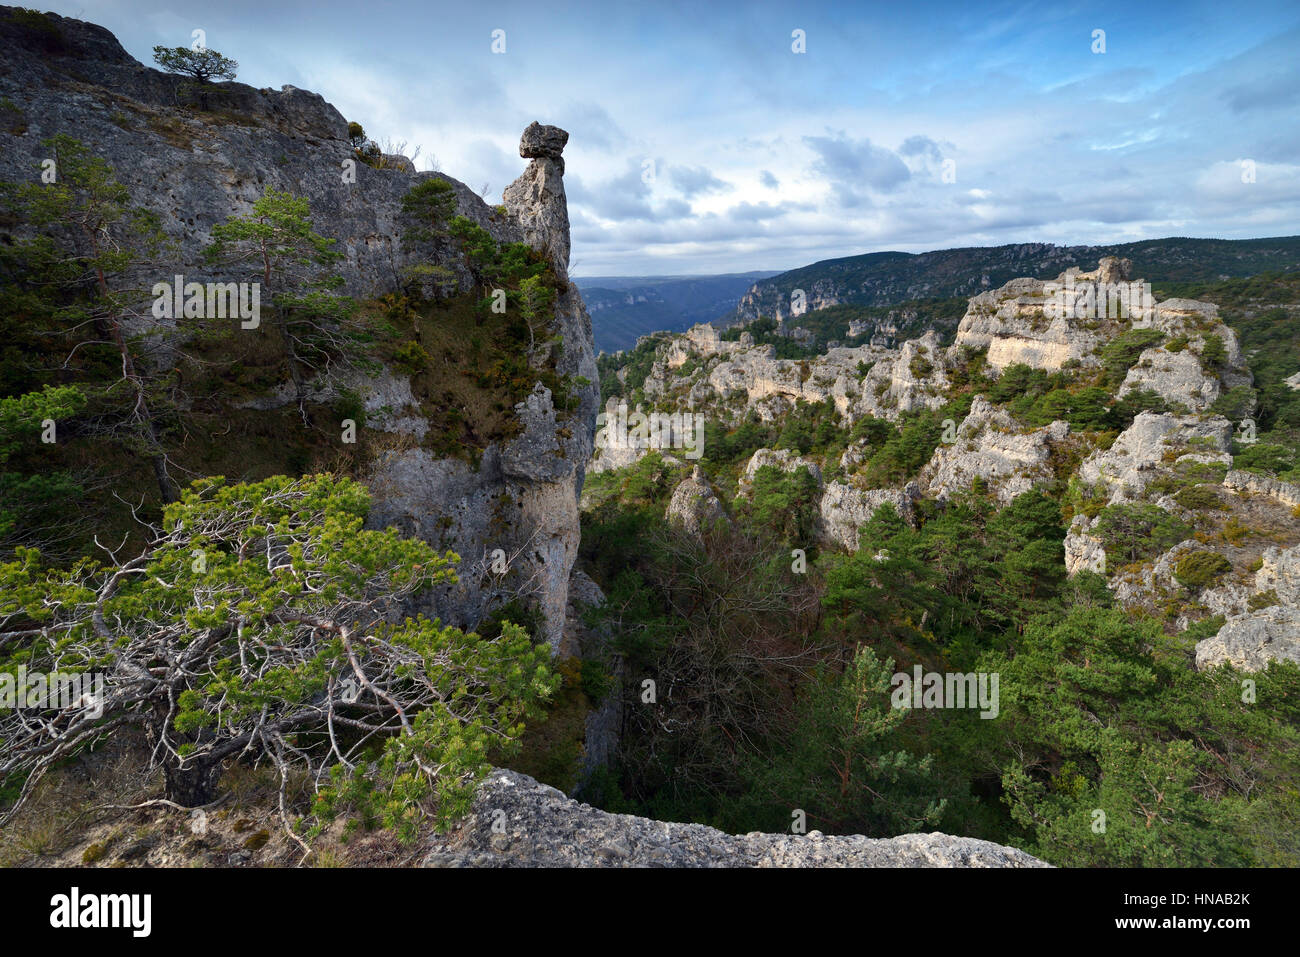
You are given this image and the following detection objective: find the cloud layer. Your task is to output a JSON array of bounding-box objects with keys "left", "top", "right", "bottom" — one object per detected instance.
[{"left": 55, "top": 0, "right": 1300, "bottom": 276}]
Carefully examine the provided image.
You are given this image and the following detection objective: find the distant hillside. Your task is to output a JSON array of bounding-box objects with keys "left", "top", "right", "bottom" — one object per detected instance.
[
  {"left": 733, "top": 237, "right": 1300, "bottom": 323},
  {"left": 574, "top": 272, "right": 779, "bottom": 352}
]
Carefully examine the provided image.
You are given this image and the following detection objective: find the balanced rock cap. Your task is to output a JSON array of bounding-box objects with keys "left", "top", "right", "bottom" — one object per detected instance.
[{"left": 519, "top": 121, "right": 569, "bottom": 159}]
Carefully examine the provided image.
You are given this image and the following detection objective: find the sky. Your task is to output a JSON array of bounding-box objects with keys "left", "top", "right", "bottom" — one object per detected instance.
[{"left": 35, "top": 0, "right": 1300, "bottom": 276}]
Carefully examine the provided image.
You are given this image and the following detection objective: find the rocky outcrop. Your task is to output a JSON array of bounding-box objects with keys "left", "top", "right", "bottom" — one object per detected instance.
[
  {"left": 1255, "top": 544, "right": 1300, "bottom": 607},
  {"left": 366, "top": 128, "right": 599, "bottom": 652},
  {"left": 1116, "top": 300, "right": 1250, "bottom": 412},
  {"left": 1077, "top": 412, "right": 1233, "bottom": 505},
  {"left": 819, "top": 481, "right": 921, "bottom": 551},
  {"left": 852, "top": 332, "right": 952, "bottom": 420},
  {"left": 738, "top": 448, "right": 823, "bottom": 496},
  {"left": 665, "top": 466, "right": 729, "bottom": 536},
  {"left": 1110, "top": 538, "right": 1217, "bottom": 610},
  {"left": 1065, "top": 515, "right": 1107, "bottom": 575},
  {"left": 1196, "top": 544, "right": 1300, "bottom": 672},
  {"left": 953, "top": 260, "right": 1250, "bottom": 399},
  {"left": 1120, "top": 348, "right": 1221, "bottom": 411},
  {"left": 0, "top": 10, "right": 600, "bottom": 654},
  {"left": 0, "top": 9, "right": 513, "bottom": 298},
  {"left": 663, "top": 323, "right": 752, "bottom": 367},
  {"left": 643, "top": 324, "right": 946, "bottom": 426},
  {"left": 423, "top": 769, "right": 1049, "bottom": 868},
  {"left": 920, "top": 396, "right": 1070, "bottom": 505},
  {"left": 1196, "top": 607, "right": 1300, "bottom": 672},
  {"left": 698, "top": 344, "right": 824, "bottom": 418},
  {"left": 366, "top": 387, "right": 589, "bottom": 653},
  {"left": 952, "top": 258, "right": 1151, "bottom": 373},
  {"left": 956, "top": 276, "right": 1106, "bottom": 372},
  {"left": 1223, "top": 470, "right": 1300, "bottom": 509},
  {"left": 503, "top": 122, "right": 571, "bottom": 281}
]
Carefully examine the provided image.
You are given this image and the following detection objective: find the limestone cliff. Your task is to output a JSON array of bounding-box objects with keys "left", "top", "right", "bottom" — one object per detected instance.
[
  {"left": 603, "top": 256, "right": 1300, "bottom": 672},
  {"left": 0, "top": 8, "right": 601, "bottom": 653}
]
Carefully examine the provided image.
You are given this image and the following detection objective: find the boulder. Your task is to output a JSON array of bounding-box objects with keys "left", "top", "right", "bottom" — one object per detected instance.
[
  {"left": 1078, "top": 413, "right": 1232, "bottom": 504},
  {"left": 518, "top": 121, "right": 569, "bottom": 163},
  {"left": 1194, "top": 544, "right": 1300, "bottom": 671}
]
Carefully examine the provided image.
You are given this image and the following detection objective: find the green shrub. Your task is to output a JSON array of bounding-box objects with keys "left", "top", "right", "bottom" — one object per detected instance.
[
  {"left": 152, "top": 45, "right": 239, "bottom": 83},
  {"left": 392, "top": 339, "right": 430, "bottom": 374},
  {"left": 1173, "top": 550, "right": 1233, "bottom": 590},
  {"left": 1211, "top": 385, "right": 1256, "bottom": 421},
  {"left": 401, "top": 178, "right": 458, "bottom": 245},
  {"left": 0, "top": 475, "right": 556, "bottom": 840},
  {"left": 1234, "top": 441, "right": 1298, "bottom": 477},
  {"left": 332, "top": 388, "right": 366, "bottom": 428},
  {"left": 1247, "top": 590, "right": 1279, "bottom": 612},
  {"left": 1173, "top": 484, "right": 1224, "bottom": 512},
  {"left": 745, "top": 464, "right": 821, "bottom": 542},
  {"left": 1093, "top": 503, "right": 1192, "bottom": 567},
  {"left": 579, "top": 658, "right": 615, "bottom": 704},
  {"left": 1199, "top": 333, "right": 1227, "bottom": 372},
  {"left": 1100, "top": 328, "right": 1165, "bottom": 386}
]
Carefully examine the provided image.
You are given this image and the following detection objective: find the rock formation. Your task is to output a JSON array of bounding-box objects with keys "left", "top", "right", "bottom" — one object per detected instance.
[
  {"left": 1076, "top": 412, "right": 1233, "bottom": 505},
  {"left": 504, "top": 121, "right": 571, "bottom": 281},
  {"left": 819, "top": 482, "right": 922, "bottom": 550},
  {"left": 920, "top": 396, "right": 1071, "bottom": 505},
  {"left": 609, "top": 252, "right": 1300, "bottom": 675},
  {"left": 665, "top": 466, "right": 729, "bottom": 536},
  {"left": 424, "top": 769, "right": 1050, "bottom": 868},
  {"left": 1195, "top": 544, "right": 1300, "bottom": 671},
  {"left": 738, "top": 448, "right": 823, "bottom": 495},
  {"left": 0, "top": 9, "right": 600, "bottom": 654}
]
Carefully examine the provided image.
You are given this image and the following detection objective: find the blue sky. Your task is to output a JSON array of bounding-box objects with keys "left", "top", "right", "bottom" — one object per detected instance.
[{"left": 37, "top": 0, "right": 1300, "bottom": 276}]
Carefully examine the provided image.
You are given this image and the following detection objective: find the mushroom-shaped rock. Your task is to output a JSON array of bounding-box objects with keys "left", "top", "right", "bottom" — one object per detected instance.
[
  {"left": 519, "top": 121, "right": 570, "bottom": 161},
  {"left": 503, "top": 122, "right": 572, "bottom": 279}
]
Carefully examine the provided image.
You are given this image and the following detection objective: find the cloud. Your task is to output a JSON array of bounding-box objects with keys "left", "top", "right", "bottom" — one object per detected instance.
[
  {"left": 803, "top": 132, "right": 911, "bottom": 207},
  {"left": 568, "top": 160, "right": 694, "bottom": 223},
  {"left": 55, "top": 0, "right": 1300, "bottom": 275},
  {"left": 1194, "top": 159, "right": 1300, "bottom": 208},
  {"left": 898, "top": 135, "right": 944, "bottom": 163},
  {"left": 1223, "top": 70, "right": 1300, "bottom": 114},
  {"left": 457, "top": 139, "right": 521, "bottom": 202},
  {"left": 552, "top": 101, "right": 627, "bottom": 151},
  {"left": 669, "top": 164, "right": 730, "bottom": 197},
  {"left": 726, "top": 201, "right": 795, "bottom": 221}
]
